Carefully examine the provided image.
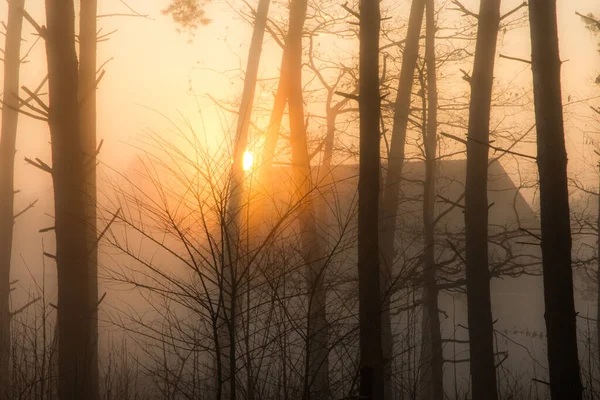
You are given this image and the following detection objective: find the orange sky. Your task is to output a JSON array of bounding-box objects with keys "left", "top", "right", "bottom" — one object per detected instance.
[{"left": 0, "top": 0, "right": 599, "bottom": 208}]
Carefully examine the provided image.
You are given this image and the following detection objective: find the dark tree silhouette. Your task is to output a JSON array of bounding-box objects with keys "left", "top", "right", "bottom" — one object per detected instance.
[
  {"left": 44, "top": 0, "right": 96, "bottom": 397},
  {"left": 379, "top": 2, "right": 424, "bottom": 397},
  {"left": 78, "top": 0, "right": 99, "bottom": 398},
  {"left": 528, "top": 0, "right": 583, "bottom": 398},
  {"left": 419, "top": 2, "right": 443, "bottom": 399},
  {"left": 358, "top": 0, "right": 384, "bottom": 397},
  {"left": 463, "top": 0, "right": 501, "bottom": 399},
  {"left": 0, "top": 0, "right": 25, "bottom": 397}
]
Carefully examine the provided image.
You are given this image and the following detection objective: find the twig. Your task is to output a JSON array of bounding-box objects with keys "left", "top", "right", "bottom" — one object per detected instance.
[
  {"left": 0, "top": 99, "right": 48, "bottom": 121},
  {"left": 576, "top": 11, "right": 600, "bottom": 30},
  {"left": 90, "top": 208, "right": 121, "bottom": 255},
  {"left": 334, "top": 91, "right": 359, "bottom": 101},
  {"left": 13, "top": 199, "right": 38, "bottom": 220},
  {"left": 10, "top": 296, "right": 41, "bottom": 318},
  {"left": 17, "top": 4, "right": 45, "bottom": 38},
  {"left": 21, "top": 85, "right": 49, "bottom": 112},
  {"left": 24, "top": 157, "right": 52, "bottom": 174},
  {"left": 449, "top": 0, "right": 478, "bottom": 19},
  {"left": 499, "top": 53, "right": 531, "bottom": 64},
  {"left": 341, "top": 2, "right": 359, "bottom": 19},
  {"left": 501, "top": 2, "right": 527, "bottom": 21}
]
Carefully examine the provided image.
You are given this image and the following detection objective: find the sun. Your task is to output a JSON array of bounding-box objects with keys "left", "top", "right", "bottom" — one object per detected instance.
[{"left": 243, "top": 151, "right": 254, "bottom": 172}]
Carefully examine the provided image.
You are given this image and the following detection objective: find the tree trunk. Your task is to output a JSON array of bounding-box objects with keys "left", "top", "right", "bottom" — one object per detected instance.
[
  {"left": 463, "top": 1, "right": 501, "bottom": 399},
  {"left": 44, "top": 0, "right": 94, "bottom": 398},
  {"left": 597, "top": 165, "right": 600, "bottom": 365},
  {"left": 284, "top": 0, "right": 329, "bottom": 397},
  {"left": 221, "top": 0, "right": 271, "bottom": 397},
  {"left": 0, "top": 1, "right": 25, "bottom": 397},
  {"left": 78, "top": 1, "right": 99, "bottom": 399},
  {"left": 528, "top": 1, "right": 583, "bottom": 399},
  {"left": 379, "top": 1, "right": 424, "bottom": 397},
  {"left": 418, "top": 2, "right": 443, "bottom": 399},
  {"left": 358, "top": 0, "right": 384, "bottom": 397},
  {"left": 258, "top": 49, "right": 289, "bottom": 190}
]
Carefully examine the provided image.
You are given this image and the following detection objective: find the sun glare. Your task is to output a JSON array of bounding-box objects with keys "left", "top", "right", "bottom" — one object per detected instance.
[{"left": 243, "top": 151, "right": 254, "bottom": 172}]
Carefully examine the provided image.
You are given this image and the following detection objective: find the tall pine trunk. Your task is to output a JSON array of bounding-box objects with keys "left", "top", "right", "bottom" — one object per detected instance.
[
  {"left": 463, "top": 0, "right": 501, "bottom": 399},
  {"left": 379, "top": 1, "right": 424, "bottom": 397},
  {"left": 44, "top": 0, "right": 95, "bottom": 397},
  {"left": 358, "top": 0, "right": 384, "bottom": 397},
  {"left": 419, "top": 1, "right": 443, "bottom": 398},
  {"left": 528, "top": 1, "right": 583, "bottom": 398},
  {"left": 0, "top": 0, "right": 25, "bottom": 397},
  {"left": 78, "top": 1, "right": 99, "bottom": 398},
  {"left": 221, "top": 0, "right": 271, "bottom": 397}
]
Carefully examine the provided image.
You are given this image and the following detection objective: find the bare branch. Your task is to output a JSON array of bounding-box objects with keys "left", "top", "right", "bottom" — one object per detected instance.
[
  {"left": 13, "top": 199, "right": 38, "bottom": 220},
  {"left": 10, "top": 297, "right": 41, "bottom": 318},
  {"left": 341, "top": 2, "right": 359, "bottom": 19},
  {"left": 450, "top": 0, "right": 478, "bottom": 19},
  {"left": 499, "top": 53, "right": 531, "bottom": 64},
  {"left": 24, "top": 157, "right": 52, "bottom": 174},
  {"left": 501, "top": 2, "right": 527, "bottom": 21}
]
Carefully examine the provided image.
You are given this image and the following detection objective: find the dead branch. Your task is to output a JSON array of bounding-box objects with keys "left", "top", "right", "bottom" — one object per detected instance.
[
  {"left": 449, "top": 0, "right": 478, "bottom": 19},
  {"left": 10, "top": 296, "right": 41, "bottom": 318},
  {"left": 499, "top": 53, "right": 531, "bottom": 64},
  {"left": 24, "top": 157, "right": 52, "bottom": 174},
  {"left": 13, "top": 199, "right": 38, "bottom": 220},
  {"left": 501, "top": 2, "right": 527, "bottom": 21}
]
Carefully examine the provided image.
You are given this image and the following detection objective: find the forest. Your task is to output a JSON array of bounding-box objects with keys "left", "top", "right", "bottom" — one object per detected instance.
[{"left": 1, "top": 0, "right": 600, "bottom": 399}]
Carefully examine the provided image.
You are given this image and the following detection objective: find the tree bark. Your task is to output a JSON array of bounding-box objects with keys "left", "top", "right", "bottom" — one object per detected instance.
[
  {"left": 379, "top": 1, "right": 425, "bottom": 397},
  {"left": 0, "top": 0, "right": 25, "bottom": 397},
  {"left": 419, "top": 2, "right": 443, "bottom": 398},
  {"left": 358, "top": 0, "right": 384, "bottom": 397},
  {"left": 463, "top": 1, "right": 501, "bottom": 399},
  {"left": 528, "top": 1, "right": 583, "bottom": 399},
  {"left": 78, "top": 1, "right": 99, "bottom": 399},
  {"left": 44, "top": 0, "right": 94, "bottom": 398}
]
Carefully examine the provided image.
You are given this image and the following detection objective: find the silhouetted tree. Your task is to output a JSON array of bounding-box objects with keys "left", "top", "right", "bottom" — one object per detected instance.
[
  {"left": 0, "top": 0, "right": 25, "bottom": 397},
  {"left": 358, "top": 0, "right": 384, "bottom": 397},
  {"left": 379, "top": 2, "right": 424, "bottom": 397},
  {"left": 464, "top": 0, "right": 501, "bottom": 399},
  {"left": 220, "top": 0, "right": 270, "bottom": 396},
  {"left": 528, "top": 0, "right": 583, "bottom": 398},
  {"left": 419, "top": 2, "right": 443, "bottom": 399},
  {"left": 78, "top": 1, "right": 99, "bottom": 398},
  {"left": 44, "top": 0, "right": 96, "bottom": 397}
]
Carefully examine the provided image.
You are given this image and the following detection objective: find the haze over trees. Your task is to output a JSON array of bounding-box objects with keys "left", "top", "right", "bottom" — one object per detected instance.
[{"left": 1, "top": 0, "right": 600, "bottom": 399}]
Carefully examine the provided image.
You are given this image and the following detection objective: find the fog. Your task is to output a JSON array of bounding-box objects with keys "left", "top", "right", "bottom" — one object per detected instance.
[{"left": 1, "top": 0, "right": 600, "bottom": 398}]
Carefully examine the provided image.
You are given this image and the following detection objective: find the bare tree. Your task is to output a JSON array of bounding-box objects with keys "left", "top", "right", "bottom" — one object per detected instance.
[
  {"left": 220, "top": 0, "right": 271, "bottom": 396},
  {"left": 463, "top": 0, "right": 501, "bottom": 399},
  {"left": 78, "top": 1, "right": 100, "bottom": 398},
  {"left": 418, "top": 2, "right": 443, "bottom": 399},
  {"left": 379, "top": 2, "right": 424, "bottom": 397},
  {"left": 358, "top": 0, "right": 384, "bottom": 397},
  {"left": 0, "top": 0, "right": 25, "bottom": 397},
  {"left": 286, "top": 0, "right": 331, "bottom": 396},
  {"left": 528, "top": 0, "right": 583, "bottom": 398},
  {"left": 43, "top": 0, "right": 96, "bottom": 397}
]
